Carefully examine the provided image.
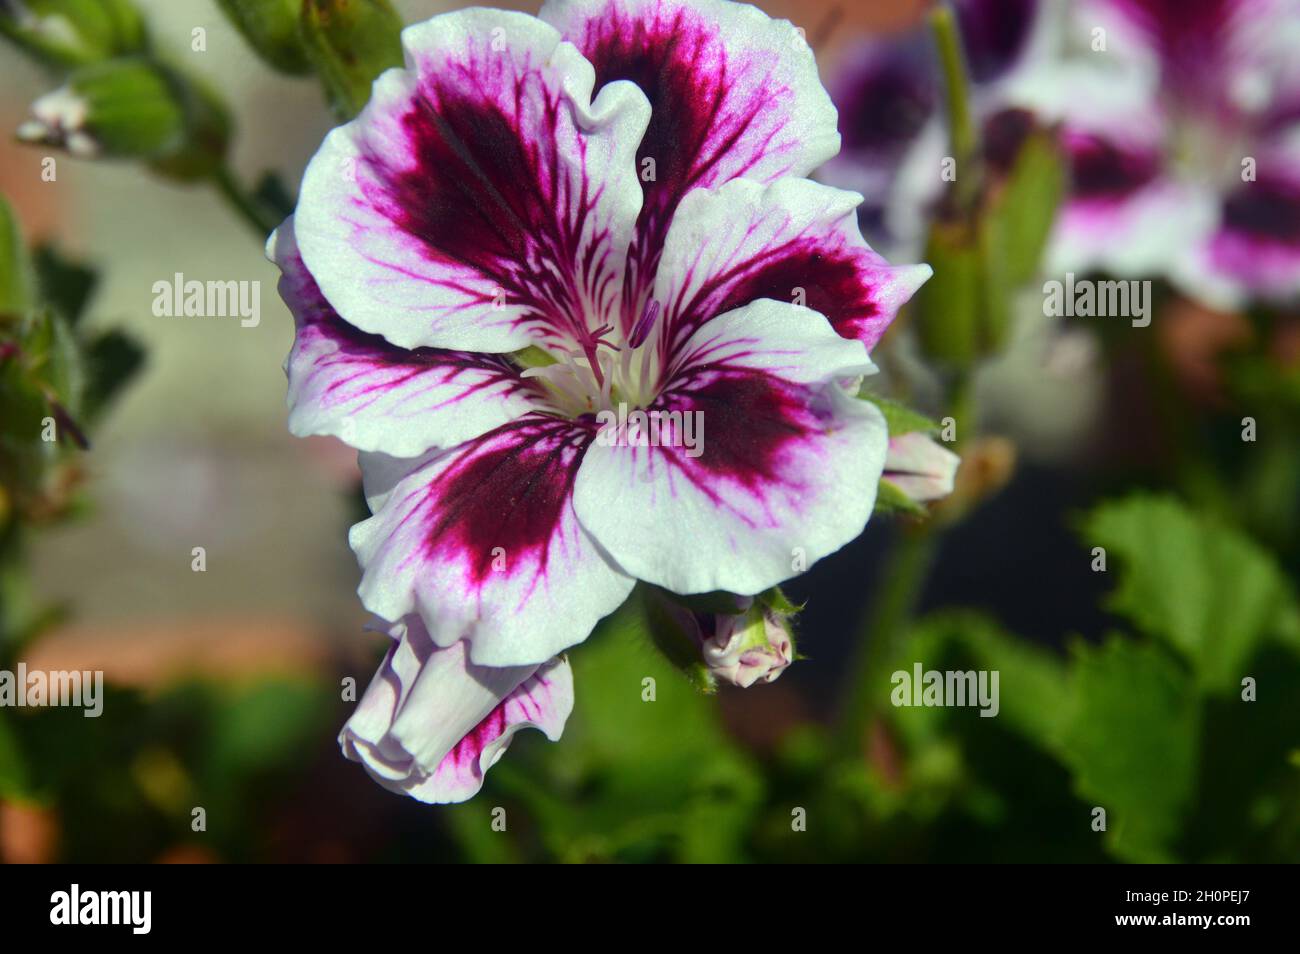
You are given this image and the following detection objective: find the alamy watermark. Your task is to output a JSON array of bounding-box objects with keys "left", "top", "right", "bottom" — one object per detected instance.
[
  {"left": 50, "top": 885, "right": 150, "bottom": 934},
  {"left": 0, "top": 665, "right": 103, "bottom": 717},
  {"left": 152, "top": 272, "right": 260, "bottom": 327},
  {"left": 891, "top": 663, "right": 1000, "bottom": 718},
  {"left": 595, "top": 402, "right": 704, "bottom": 458},
  {"left": 1043, "top": 272, "right": 1151, "bottom": 327}
]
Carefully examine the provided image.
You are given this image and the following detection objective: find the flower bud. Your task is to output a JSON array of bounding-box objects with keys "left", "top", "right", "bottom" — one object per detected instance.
[
  {"left": 18, "top": 58, "right": 183, "bottom": 159},
  {"left": 882, "top": 431, "right": 960, "bottom": 504},
  {"left": 0, "top": 0, "right": 147, "bottom": 68},
  {"left": 17, "top": 58, "right": 229, "bottom": 178},
  {"left": 299, "top": 0, "right": 403, "bottom": 119},
  {"left": 651, "top": 592, "right": 795, "bottom": 690},
  {"left": 215, "top": 0, "right": 311, "bottom": 75},
  {"left": 700, "top": 600, "right": 795, "bottom": 688}
]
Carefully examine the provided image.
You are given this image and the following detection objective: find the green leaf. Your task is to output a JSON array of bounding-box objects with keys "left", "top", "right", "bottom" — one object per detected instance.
[
  {"left": 0, "top": 196, "right": 34, "bottom": 318},
  {"left": 1083, "top": 494, "right": 1299, "bottom": 692},
  {"left": 873, "top": 478, "right": 927, "bottom": 517},
  {"left": 33, "top": 245, "right": 97, "bottom": 327},
  {"left": 885, "top": 612, "right": 1069, "bottom": 751},
  {"left": 81, "top": 328, "right": 143, "bottom": 421},
  {"left": 491, "top": 593, "right": 762, "bottom": 862},
  {"left": 859, "top": 392, "right": 939, "bottom": 437},
  {"left": 1057, "top": 637, "right": 1199, "bottom": 862}
]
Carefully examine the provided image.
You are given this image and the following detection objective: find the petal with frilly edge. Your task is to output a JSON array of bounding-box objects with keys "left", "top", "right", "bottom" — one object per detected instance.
[
  {"left": 573, "top": 299, "right": 887, "bottom": 596},
  {"left": 541, "top": 0, "right": 841, "bottom": 332},
  {"left": 293, "top": 8, "right": 650, "bottom": 354},
  {"left": 340, "top": 617, "right": 574, "bottom": 804},
  {"left": 350, "top": 415, "right": 635, "bottom": 666},
  {"left": 651, "top": 178, "right": 931, "bottom": 356},
  {"left": 271, "top": 219, "right": 542, "bottom": 457}
]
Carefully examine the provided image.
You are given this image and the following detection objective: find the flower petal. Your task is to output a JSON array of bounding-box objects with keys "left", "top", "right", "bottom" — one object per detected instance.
[
  {"left": 1200, "top": 163, "right": 1300, "bottom": 302},
  {"left": 271, "top": 219, "right": 542, "bottom": 457},
  {"left": 573, "top": 298, "right": 887, "bottom": 596},
  {"left": 541, "top": 0, "right": 840, "bottom": 330},
  {"left": 350, "top": 415, "right": 635, "bottom": 666},
  {"left": 884, "top": 432, "right": 961, "bottom": 503},
  {"left": 340, "top": 617, "right": 574, "bottom": 804},
  {"left": 293, "top": 8, "right": 650, "bottom": 353},
  {"left": 652, "top": 177, "right": 930, "bottom": 354}
]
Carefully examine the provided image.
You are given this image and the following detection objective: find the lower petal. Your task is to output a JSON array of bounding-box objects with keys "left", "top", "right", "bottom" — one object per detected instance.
[
  {"left": 350, "top": 415, "right": 635, "bottom": 666},
  {"left": 340, "top": 617, "right": 573, "bottom": 804},
  {"left": 573, "top": 299, "right": 888, "bottom": 595}
]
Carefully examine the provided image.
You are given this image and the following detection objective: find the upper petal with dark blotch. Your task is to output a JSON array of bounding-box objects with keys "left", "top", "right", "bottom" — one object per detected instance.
[
  {"left": 541, "top": 0, "right": 841, "bottom": 331},
  {"left": 573, "top": 299, "right": 887, "bottom": 596},
  {"left": 271, "top": 220, "right": 542, "bottom": 457},
  {"left": 955, "top": 0, "right": 1041, "bottom": 85},
  {"left": 350, "top": 414, "right": 635, "bottom": 666},
  {"left": 340, "top": 617, "right": 573, "bottom": 804},
  {"left": 651, "top": 177, "right": 930, "bottom": 356},
  {"left": 1201, "top": 162, "right": 1300, "bottom": 301},
  {"left": 293, "top": 9, "right": 650, "bottom": 354}
]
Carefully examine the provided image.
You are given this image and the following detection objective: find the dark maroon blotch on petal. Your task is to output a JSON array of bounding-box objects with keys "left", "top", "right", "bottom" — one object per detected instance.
[{"left": 419, "top": 418, "right": 593, "bottom": 584}]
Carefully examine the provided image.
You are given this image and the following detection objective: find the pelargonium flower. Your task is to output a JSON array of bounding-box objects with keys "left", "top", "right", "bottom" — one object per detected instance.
[
  {"left": 1007, "top": 0, "right": 1300, "bottom": 306},
  {"left": 820, "top": 0, "right": 1052, "bottom": 256},
  {"left": 270, "top": 0, "right": 930, "bottom": 802}
]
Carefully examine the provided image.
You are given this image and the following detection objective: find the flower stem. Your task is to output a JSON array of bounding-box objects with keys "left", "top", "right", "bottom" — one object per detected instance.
[
  {"left": 837, "top": 360, "right": 977, "bottom": 752},
  {"left": 838, "top": 527, "right": 937, "bottom": 752},
  {"left": 212, "top": 164, "right": 276, "bottom": 238},
  {"left": 930, "top": 2, "right": 980, "bottom": 213}
]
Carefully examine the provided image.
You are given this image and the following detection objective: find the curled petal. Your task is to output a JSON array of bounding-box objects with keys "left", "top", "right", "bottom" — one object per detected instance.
[
  {"left": 652, "top": 177, "right": 930, "bottom": 354},
  {"left": 541, "top": 0, "right": 840, "bottom": 331},
  {"left": 350, "top": 415, "right": 635, "bottom": 666},
  {"left": 271, "top": 219, "right": 541, "bottom": 457},
  {"left": 340, "top": 617, "right": 574, "bottom": 804},
  {"left": 294, "top": 8, "right": 651, "bottom": 353},
  {"left": 573, "top": 299, "right": 887, "bottom": 596},
  {"left": 884, "top": 432, "right": 961, "bottom": 504}
]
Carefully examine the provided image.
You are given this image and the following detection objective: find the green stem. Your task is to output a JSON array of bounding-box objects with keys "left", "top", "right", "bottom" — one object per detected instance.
[
  {"left": 838, "top": 528, "right": 937, "bottom": 751},
  {"left": 930, "top": 2, "right": 980, "bottom": 213},
  {"left": 836, "top": 359, "right": 977, "bottom": 752},
  {"left": 212, "top": 164, "right": 276, "bottom": 237}
]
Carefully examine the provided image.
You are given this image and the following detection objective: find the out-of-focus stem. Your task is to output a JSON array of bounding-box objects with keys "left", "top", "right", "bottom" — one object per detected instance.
[
  {"left": 931, "top": 2, "right": 980, "bottom": 213},
  {"left": 212, "top": 164, "right": 276, "bottom": 238}
]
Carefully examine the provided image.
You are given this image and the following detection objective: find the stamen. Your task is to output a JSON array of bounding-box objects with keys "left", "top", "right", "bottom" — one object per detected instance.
[{"left": 628, "top": 298, "right": 661, "bottom": 350}]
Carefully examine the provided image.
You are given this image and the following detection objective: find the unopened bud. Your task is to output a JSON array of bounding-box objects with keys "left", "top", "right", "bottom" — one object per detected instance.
[
  {"left": 300, "top": 0, "right": 403, "bottom": 120},
  {"left": 0, "top": 0, "right": 147, "bottom": 68},
  {"left": 215, "top": 0, "right": 311, "bottom": 75},
  {"left": 882, "top": 431, "right": 960, "bottom": 504}
]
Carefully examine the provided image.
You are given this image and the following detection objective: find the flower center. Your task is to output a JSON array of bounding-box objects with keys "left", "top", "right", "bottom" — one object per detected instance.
[{"left": 520, "top": 298, "right": 665, "bottom": 417}]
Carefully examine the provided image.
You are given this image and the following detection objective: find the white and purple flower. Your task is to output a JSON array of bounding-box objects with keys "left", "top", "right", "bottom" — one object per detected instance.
[
  {"left": 1008, "top": 0, "right": 1300, "bottom": 306},
  {"left": 821, "top": 0, "right": 1054, "bottom": 256},
  {"left": 270, "top": 0, "right": 931, "bottom": 802}
]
